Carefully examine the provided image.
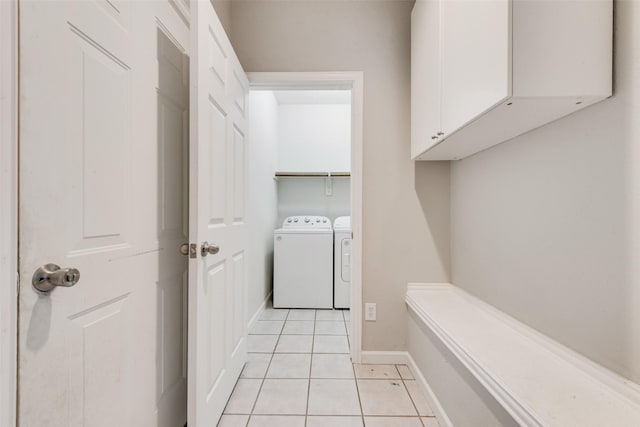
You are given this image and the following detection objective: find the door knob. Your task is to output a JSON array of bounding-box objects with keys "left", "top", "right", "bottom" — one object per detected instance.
[
  {"left": 180, "top": 243, "right": 197, "bottom": 258},
  {"left": 180, "top": 243, "right": 190, "bottom": 255},
  {"left": 201, "top": 242, "right": 220, "bottom": 257},
  {"left": 32, "top": 263, "right": 80, "bottom": 293}
]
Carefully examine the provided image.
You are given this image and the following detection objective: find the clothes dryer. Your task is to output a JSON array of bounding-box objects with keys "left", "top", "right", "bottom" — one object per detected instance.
[{"left": 333, "top": 216, "right": 351, "bottom": 309}]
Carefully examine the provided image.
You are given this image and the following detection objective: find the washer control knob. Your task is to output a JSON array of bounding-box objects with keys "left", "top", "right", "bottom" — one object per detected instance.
[
  {"left": 316, "top": 218, "right": 320, "bottom": 223},
  {"left": 287, "top": 218, "right": 292, "bottom": 223},
  {"left": 294, "top": 218, "right": 299, "bottom": 223},
  {"left": 323, "top": 219, "right": 327, "bottom": 223},
  {"left": 304, "top": 217, "right": 310, "bottom": 223}
]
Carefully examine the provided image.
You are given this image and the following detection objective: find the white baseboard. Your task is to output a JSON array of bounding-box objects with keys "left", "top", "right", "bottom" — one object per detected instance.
[
  {"left": 406, "top": 352, "right": 454, "bottom": 427},
  {"left": 248, "top": 291, "right": 272, "bottom": 332},
  {"left": 360, "top": 351, "right": 409, "bottom": 365},
  {"left": 360, "top": 351, "right": 453, "bottom": 427}
]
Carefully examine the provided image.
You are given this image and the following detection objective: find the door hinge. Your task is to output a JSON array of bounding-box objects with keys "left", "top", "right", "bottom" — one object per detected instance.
[{"left": 16, "top": 270, "right": 20, "bottom": 297}]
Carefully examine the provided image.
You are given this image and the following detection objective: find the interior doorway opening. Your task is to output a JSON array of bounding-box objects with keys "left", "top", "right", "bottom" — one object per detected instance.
[{"left": 247, "top": 72, "right": 364, "bottom": 363}]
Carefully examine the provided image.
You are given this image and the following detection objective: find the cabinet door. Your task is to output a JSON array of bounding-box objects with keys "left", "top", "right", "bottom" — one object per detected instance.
[
  {"left": 411, "top": 0, "right": 442, "bottom": 159},
  {"left": 441, "top": 0, "right": 511, "bottom": 136}
]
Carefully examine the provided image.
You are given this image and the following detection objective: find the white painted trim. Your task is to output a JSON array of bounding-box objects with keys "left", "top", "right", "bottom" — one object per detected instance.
[
  {"left": 406, "top": 352, "right": 454, "bottom": 427},
  {"left": 247, "top": 71, "right": 365, "bottom": 364},
  {"left": 0, "top": 1, "right": 18, "bottom": 426},
  {"left": 360, "top": 351, "right": 409, "bottom": 365},
  {"left": 406, "top": 283, "right": 640, "bottom": 427},
  {"left": 248, "top": 291, "right": 272, "bottom": 332}
]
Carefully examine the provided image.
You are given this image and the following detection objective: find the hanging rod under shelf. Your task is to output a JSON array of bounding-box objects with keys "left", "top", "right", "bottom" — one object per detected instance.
[{"left": 274, "top": 171, "right": 351, "bottom": 178}]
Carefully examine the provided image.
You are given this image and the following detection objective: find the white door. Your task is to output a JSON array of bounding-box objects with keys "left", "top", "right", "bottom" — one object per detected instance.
[
  {"left": 19, "top": 1, "right": 189, "bottom": 425},
  {"left": 188, "top": 1, "right": 249, "bottom": 424}
]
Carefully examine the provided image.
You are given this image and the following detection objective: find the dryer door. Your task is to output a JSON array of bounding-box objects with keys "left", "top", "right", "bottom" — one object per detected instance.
[{"left": 341, "top": 237, "right": 351, "bottom": 282}]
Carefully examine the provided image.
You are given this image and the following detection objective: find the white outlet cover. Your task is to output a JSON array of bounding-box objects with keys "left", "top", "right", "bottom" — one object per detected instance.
[{"left": 365, "top": 303, "right": 376, "bottom": 321}]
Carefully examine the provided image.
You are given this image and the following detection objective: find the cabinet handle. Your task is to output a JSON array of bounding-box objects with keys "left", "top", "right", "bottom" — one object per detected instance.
[
  {"left": 431, "top": 136, "right": 438, "bottom": 140},
  {"left": 437, "top": 132, "right": 444, "bottom": 136}
]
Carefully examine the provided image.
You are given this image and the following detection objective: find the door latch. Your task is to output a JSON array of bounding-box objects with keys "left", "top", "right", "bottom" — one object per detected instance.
[
  {"left": 180, "top": 243, "right": 198, "bottom": 259},
  {"left": 32, "top": 263, "right": 80, "bottom": 293}
]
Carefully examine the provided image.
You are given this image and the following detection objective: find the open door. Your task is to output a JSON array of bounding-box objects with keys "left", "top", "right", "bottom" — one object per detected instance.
[
  {"left": 18, "top": 1, "right": 190, "bottom": 426},
  {"left": 188, "top": 1, "right": 250, "bottom": 424}
]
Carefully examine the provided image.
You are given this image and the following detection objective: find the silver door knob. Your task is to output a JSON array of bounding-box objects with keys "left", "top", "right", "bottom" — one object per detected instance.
[
  {"left": 201, "top": 242, "right": 220, "bottom": 257},
  {"left": 32, "top": 263, "right": 80, "bottom": 293},
  {"left": 180, "top": 243, "right": 197, "bottom": 258},
  {"left": 180, "top": 243, "right": 189, "bottom": 255}
]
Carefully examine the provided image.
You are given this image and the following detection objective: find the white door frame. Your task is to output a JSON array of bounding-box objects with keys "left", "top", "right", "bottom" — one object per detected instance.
[
  {"left": 247, "top": 72, "right": 364, "bottom": 363},
  {"left": 0, "top": 0, "right": 18, "bottom": 425}
]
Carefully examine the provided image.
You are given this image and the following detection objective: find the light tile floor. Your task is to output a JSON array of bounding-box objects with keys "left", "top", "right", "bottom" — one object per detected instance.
[{"left": 219, "top": 307, "right": 441, "bottom": 427}]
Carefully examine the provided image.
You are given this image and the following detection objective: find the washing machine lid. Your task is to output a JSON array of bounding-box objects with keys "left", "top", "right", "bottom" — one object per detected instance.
[
  {"left": 333, "top": 216, "right": 351, "bottom": 231},
  {"left": 280, "top": 215, "right": 332, "bottom": 230},
  {"left": 274, "top": 228, "right": 333, "bottom": 235}
]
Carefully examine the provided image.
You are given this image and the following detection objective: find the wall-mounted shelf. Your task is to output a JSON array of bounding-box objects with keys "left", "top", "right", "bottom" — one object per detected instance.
[{"left": 274, "top": 171, "right": 350, "bottom": 180}]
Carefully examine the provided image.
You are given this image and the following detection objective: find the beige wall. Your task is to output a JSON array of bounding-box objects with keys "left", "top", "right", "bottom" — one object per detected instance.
[
  {"left": 210, "top": 0, "right": 231, "bottom": 37},
  {"left": 229, "top": 0, "right": 451, "bottom": 351},
  {"left": 451, "top": 1, "right": 640, "bottom": 382}
]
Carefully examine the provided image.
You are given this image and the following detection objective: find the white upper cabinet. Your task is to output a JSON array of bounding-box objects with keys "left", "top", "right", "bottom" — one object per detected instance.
[
  {"left": 441, "top": 0, "right": 511, "bottom": 138},
  {"left": 411, "top": 0, "right": 612, "bottom": 161},
  {"left": 411, "top": 0, "right": 441, "bottom": 159}
]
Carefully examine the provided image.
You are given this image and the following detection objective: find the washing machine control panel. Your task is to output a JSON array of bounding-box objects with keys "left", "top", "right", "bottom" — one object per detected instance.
[{"left": 283, "top": 216, "right": 332, "bottom": 229}]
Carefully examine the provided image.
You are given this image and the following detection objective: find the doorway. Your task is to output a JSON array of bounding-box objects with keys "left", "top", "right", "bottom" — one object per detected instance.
[{"left": 247, "top": 72, "right": 364, "bottom": 363}]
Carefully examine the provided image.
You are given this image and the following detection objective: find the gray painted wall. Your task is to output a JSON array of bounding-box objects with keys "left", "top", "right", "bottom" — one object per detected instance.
[
  {"left": 229, "top": 0, "right": 451, "bottom": 351},
  {"left": 451, "top": 1, "right": 640, "bottom": 383}
]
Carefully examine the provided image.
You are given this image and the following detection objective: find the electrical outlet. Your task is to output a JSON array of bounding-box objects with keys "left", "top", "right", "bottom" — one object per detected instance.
[{"left": 365, "top": 303, "right": 376, "bottom": 321}]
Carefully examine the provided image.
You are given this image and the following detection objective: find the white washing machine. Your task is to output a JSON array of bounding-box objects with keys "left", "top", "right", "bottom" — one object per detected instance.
[
  {"left": 333, "top": 216, "right": 351, "bottom": 309},
  {"left": 273, "top": 215, "right": 333, "bottom": 309}
]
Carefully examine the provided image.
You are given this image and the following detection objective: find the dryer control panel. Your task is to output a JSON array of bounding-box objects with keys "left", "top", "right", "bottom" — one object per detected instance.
[{"left": 282, "top": 216, "right": 332, "bottom": 230}]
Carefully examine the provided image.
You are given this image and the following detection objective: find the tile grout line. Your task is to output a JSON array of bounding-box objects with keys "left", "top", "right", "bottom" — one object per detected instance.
[
  {"left": 397, "top": 364, "right": 426, "bottom": 426},
  {"left": 245, "top": 307, "right": 289, "bottom": 426},
  {"left": 304, "top": 309, "right": 317, "bottom": 427},
  {"left": 351, "top": 357, "right": 366, "bottom": 426},
  {"left": 344, "top": 312, "right": 351, "bottom": 348},
  {"left": 239, "top": 309, "right": 355, "bottom": 425}
]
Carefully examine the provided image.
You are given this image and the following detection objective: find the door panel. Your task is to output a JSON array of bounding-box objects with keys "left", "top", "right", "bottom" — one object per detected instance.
[
  {"left": 233, "top": 127, "right": 246, "bottom": 221},
  {"left": 67, "top": 295, "right": 130, "bottom": 426},
  {"left": 189, "top": 1, "right": 249, "bottom": 424},
  {"left": 208, "top": 100, "right": 228, "bottom": 225},
  {"left": 206, "top": 260, "right": 227, "bottom": 389},
  {"left": 19, "top": 2, "right": 190, "bottom": 426}
]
